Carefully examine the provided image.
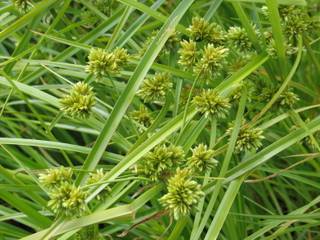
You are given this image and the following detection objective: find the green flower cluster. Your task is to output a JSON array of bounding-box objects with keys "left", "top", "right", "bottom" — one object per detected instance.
[
  {"left": 48, "top": 182, "right": 87, "bottom": 218},
  {"left": 263, "top": 31, "right": 298, "bottom": 58},
  {"left": 138, "top": 142, "right": 218, "bottom": 218},
  {"left": 86, "top": 47, "right": 129, "bottom": 79},
  {"left": 137, "top": 72, "right": 172, "bottom": 103},
  {"left": 193, "top": 89, "right": 230, "bottom": 118},
  {"left": 130, "top": 105, "right": 153, "bottom": 130},
  {"left": 179, "top": 17, "right": 229, "bottom": 80},
  {"left": 39, "top": 167, "right": 87, "bottom": 217},
  {"left": 160, "top": 168, "right": 204, "bottom": 219},
  {"left": 39, "top": 167, "right": 73, "bottom": 189},
  {"left": 279, "top": 88, "right": 300, "bottom": 108},
  {"left": 194, "top": 44, "right": 229, "bottom": 77},
  {"left": 136, "top": 145, "right": 184, "bottom": 181},
  {"left": 262, "top": 5, "right": 318, "bottom": 57},
  {"left": 187, "top": 17, "right": 225, "bottom": 44},
  {"left": 178, "top": 40, "right": 198, "bottom": 68},
  {"left": 226, "top": 26, "right": 257, "bottom": 52},
  {"left": 187, "top": 144, "right": 218, "bottom": 173},
  {"left": 279, "top": 6, "right": 314, "bottom": 40},
  {"left": 60, "top": 82, "right": 96, "bottom": 119},
  {"left": 227, "top": 123, "right": 264, "bottom": 152}
]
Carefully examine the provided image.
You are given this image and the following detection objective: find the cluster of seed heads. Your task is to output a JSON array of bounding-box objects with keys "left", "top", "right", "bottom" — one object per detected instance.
[
  {"left": 137, "top": 145, "right": 185, "bottom": 181},
  {"left": 179, "top": 17, "right": 230, "bottom": 80},
  {"left": 137, "top": 72, "right": 172, "bottom": 103},
  {"left": 187, "top": 144, "right": 218, "bottom": 173},
  {"left": 39, "top": 167, "right": 111, "bottom": 217},
  {"left": 160, "top": 168, "right": 204, "bottom": 219},
  {"left": 130, "top": 105, "right": 153, "bottom": 130},
  {"left": 192, "top": 89, "right": 230, "bottom": 118},
  {"left": 227, "top": 123, "right": 264, "bottom": 152},
  {"left": 50, "top": 5, "right": 315, "bottom": 221},
  {"left": 39, "top": 167, "right": 87, "bottom": 217},
  {"left": 86, "top": 47, "right": 129, "bottom": 79},
  {"left": 138, "top": 143, "right": 217, "bottom": 218},
  {"left": 60, "top": 82, "right": 96, "bottom": 119}
]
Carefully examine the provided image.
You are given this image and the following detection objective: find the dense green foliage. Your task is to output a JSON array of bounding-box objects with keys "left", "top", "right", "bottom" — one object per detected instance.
[{"left": 0, "top": 0, "right": 319, "bottom": 239}]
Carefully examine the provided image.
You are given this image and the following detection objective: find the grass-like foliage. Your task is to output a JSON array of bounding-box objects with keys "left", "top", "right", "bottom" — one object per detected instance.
[{"left": 0, "top": 0, "right": 320, "bottom": 239}]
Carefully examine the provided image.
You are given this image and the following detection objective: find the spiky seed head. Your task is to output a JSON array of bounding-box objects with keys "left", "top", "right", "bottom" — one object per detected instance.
[
  {"left": 279, "top": 6, "right": 311, "bottom": 39},
  {"left": 230, "top": 80, "right": 255, "bottom": 103},
  {"left": 279, "top": 88, "right": 300, "bottom": 108},
  {"left": 178, "top": 40, "right": 198, "bottom": 68},
  {"left": 193, "top": 89, "right": 230, "bottom": 118},
  {"left": 208, "top": 23, "right": 226, "bottom": 46},
  {"left": 227, "top": 26, "right": 254, "bottom": 52},
  {"left": 113, "top": 47, "right": 129, "bottom": 66},
  {"left": 86, "top": 48, "right": 129, "bottom": 78},
  {"left": 187, "top": 17, "right": 213, "bottom": 41},
  {"left": 187, "top": 144, "right": 218, "bottom": 173},
  {"left": 136, "top": 145, "right": 185, "bottom": 181},
  {"left": 60, "top": 82, "right": 95, "bottom": 119},
  {"left": 39, "top": 167, "right": 73, "bottom": 189},
  {"left": 86, "top": 48, "right": 113, "bottom": 78},
  {"left": 194, "top": 44, "right": 229, "bottom": 78},
  {"left": 227, "top": 124, "right": 264, "bottom": 152},
  {"left": 87, "top": 168, "right": 105, "bottom": 185},
  {"left": 160, "top": 168, "right": 204, "bottom": 219},
  {"left": 137, "top": 72, "right": 172, "bottom": 103},
  {"left": 48, "top": 183, "right": 87, "bottom": 217},
  {"left": 131, "top": 105, "right": 153, "bottom": 130}
]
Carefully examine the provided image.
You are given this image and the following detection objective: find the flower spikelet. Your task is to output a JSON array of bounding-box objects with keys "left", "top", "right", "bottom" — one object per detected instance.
[
  {"left": 227, "top": 123, "right": 264, "bottom": 152},
  {"left": 137, "top": 145, "right": 184, "bottom": 181},
  {"left": 193, "top": 89, "right": 230, "bottom": 118},
  {"left": 60, "top": 82, "right": 95, "bottom": 119},
  {"left": 39, "top": 167, "right": 73, "bottom": 189},
  {"left": 160, "top": 168, "right": 204, "bottom": 219},
  {"left": 195, "top": 44, "right": 229, "bottom": 78},
  {"left": 137, "top": 73, "right": 172, "bottom": 103},
  {"left": 178, "top": 40, "right": 198, "bottom": 68},
  {"left": 187, "top": 144, "right": 218, "bottom": 173},
  {"left": 48, "top": 183, "right": 87, "bottom": 217}
]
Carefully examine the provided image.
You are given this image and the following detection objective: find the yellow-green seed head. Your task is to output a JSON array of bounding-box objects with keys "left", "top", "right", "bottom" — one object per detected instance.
[
  {"left": 227, "top": 123, "right": 264, "bottom": 152},
  {"left": 39, "top": 167, "right": 73, "bottom": 189},
  {"left": 160, "top": 168, "right": 204, "bottom": 219},
  {"left": 137, "top": 72, "right": 172, "bottom": 103},
  {"left": 227, "top": 26, "right": 254, "bottom": 52},
  {"left": 188, "top": 17, "right": 213, "bottom": 41},
  {"left": 60, "top": 82, "right": 96, "bottom": 119},
  {"left": 48, "top": 183, "right": 87, "bottom": 217},
  {"left": 137, "top": 145, "right": 185, "bottom": 181},
  {"left": 193, "top": 89, "right": 230, "bottom": 118},
  {"left": 178, "top": 40, "right": 198, "bottom": 68},
  {"left": 86, "top": 48, "right": 128, "bottom": 78},
  {"left": 194, "top": 44, "right": 229, "bottom": 78},
  {"left": 187, "top": 144, "right": 218, "bottom": 173},
  {"left": 130, "top": 105, "right": 153, "bottom": 130}
]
